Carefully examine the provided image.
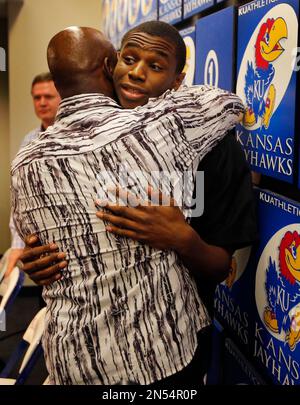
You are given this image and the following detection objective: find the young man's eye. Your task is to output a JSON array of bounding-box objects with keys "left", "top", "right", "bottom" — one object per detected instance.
[
  {"left": 151, "top": 64, "right": 163, "bottom": 72},
  {"left": 123, "top": 55, "right": 136, "bottom": 65}
]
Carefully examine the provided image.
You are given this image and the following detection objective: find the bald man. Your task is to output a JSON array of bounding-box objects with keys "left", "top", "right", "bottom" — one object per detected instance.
[{"left": 11, "top": 27, "right": 244, "bottom": 385}]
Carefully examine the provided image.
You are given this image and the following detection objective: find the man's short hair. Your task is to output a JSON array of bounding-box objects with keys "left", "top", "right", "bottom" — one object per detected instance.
[
  {"left": 31, "top": 72, "right": 53, "bottom": 88},
  {"left": 121, "top": 21, "right": 186, "bottom": 74}
]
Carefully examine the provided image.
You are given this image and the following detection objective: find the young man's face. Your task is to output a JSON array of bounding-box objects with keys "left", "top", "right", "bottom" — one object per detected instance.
[{"left": 113, "top": 32, "right": 185, "bottom": 109}]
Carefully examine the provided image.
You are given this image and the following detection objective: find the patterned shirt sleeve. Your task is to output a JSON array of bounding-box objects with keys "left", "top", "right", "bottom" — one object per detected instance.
[
  {"left": 10, "top": 128, "right": 40, "bottom": 249},
  {"left": 172, "top": 85, "right": 245, "bottom": 155},
  {"left": 9, "top": 214, "right": 25, "bottom": 249}
]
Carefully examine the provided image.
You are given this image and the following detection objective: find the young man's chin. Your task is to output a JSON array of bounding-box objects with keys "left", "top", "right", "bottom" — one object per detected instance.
[{"left": 121, "top": 97, "right": 149, "bottom": 109}]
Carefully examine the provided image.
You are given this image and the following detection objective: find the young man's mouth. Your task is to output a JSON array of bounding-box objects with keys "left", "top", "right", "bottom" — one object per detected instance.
[{"left": 120, "top": 84, "right": 147, "bottom": 101}]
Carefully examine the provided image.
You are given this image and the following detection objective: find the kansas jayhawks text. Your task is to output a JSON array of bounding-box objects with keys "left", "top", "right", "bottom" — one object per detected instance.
[
  {"left": 236, "top": 131, "right": 293, "bottom": 175},
  {"left": 254, "top": 323, "right": 300, "bottom": 384},
  {"left": 215, "top": 285, "right": 249, "bottom": 345}
]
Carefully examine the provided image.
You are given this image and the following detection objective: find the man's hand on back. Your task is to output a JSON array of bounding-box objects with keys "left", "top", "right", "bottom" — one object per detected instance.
[
  {"left": 19, "top": 234, "right": 67, "bottom": 286},
  {"left": 95, "top": 187, "right": 191, "bottom": 252},
  {"left": 19, "top": 186, "right": 231, "bottom": 287},
  {"left": 95, "top": 186, "right": 231, "bottom": 283}
]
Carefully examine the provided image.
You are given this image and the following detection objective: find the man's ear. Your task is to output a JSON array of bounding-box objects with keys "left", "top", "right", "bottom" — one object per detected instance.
[
  {"left": 173, "top": 72, "right": 185, "bottom": 90},
  {"left": 104, "top": 51, "right": 120, "bottom": 80},
  {"left": 104, "top": 57, "right": 114, "bottom": 80}
]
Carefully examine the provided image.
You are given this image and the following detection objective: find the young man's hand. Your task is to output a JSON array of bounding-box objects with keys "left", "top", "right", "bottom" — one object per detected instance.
[
  {"left": 19, "top": 235, "right": 67, "bottom": 286},
  {"left": 19, "top": 186, "right": 230, "bottom": 287},
  {"left": 95, "top": 187, "right": 190, "bottom": 251},
  {"left": 96, "top": 187, "right": 232, "bottom": 283}
]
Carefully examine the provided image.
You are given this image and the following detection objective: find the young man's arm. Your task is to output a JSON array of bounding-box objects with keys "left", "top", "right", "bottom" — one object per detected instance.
[
  {"left": 95, "top": 187, "right": 231, "bottom": 283},
  {"left": 19, "top": 197, "right": 230, "bottom": 285},
  {"left": 173, "top": 85, "right": 245, "bottom": 150},
  {"left": 20, "top": 135, "right": 257, "bottom": 287},
  {"left": 19, "top": 213, "right": 230, "bottom": 286}
]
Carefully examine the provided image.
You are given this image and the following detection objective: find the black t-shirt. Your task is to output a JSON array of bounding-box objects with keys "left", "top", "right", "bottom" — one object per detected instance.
[{"left": 190, "top": 133, "right": 258, "bottom": 315}]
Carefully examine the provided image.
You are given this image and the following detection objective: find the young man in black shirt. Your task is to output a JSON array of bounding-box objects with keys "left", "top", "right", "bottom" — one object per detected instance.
[{"left": 16, "top": 22, "right": 257, "bottom": 384}]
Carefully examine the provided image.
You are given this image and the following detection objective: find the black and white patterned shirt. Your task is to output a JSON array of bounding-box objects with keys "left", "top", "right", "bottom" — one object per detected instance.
[
  {"left": 11, "top": 85, "right": 243, "bottom": 385},
  {"left": 10, "top": 126, "right": 44, "bottom": 249}
]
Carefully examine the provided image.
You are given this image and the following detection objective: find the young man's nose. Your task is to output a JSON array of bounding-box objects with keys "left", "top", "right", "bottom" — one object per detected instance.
[{"left": 128, "top": 63, "right": 146, "bottom": 82}]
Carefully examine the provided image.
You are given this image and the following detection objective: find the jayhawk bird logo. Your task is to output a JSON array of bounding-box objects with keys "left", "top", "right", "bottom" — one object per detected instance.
[
  {"left": 243, "top": 17, "right": 288, "bottom": 129},
  {"left": 264, "top": 231, "right": 300, "bottom": 351}
]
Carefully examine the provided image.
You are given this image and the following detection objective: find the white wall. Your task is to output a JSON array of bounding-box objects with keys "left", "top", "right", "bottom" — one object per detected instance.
[
  {"left": 0, "top": 0, "right": 102, "bottom": 253},
  {"left": 0, "top": 17, "right": 10, "bottom": 253},
  {"left": 9, "top": 0, "right": 102, "bottom": 159}
]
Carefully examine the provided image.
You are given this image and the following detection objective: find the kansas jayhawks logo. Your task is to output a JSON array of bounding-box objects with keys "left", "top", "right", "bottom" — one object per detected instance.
[
  {"left": 263, "top": 231, "right": 300, "bottom": 351},
  {"left": 243, "top": 17, "right": 287, "bottom": 129},
  {"left": 236, "top": 4, "right": 298, "bottom": 132}
]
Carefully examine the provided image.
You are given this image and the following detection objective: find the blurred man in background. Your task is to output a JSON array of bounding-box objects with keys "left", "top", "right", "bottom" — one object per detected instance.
[{"left": 6, "top": 72, "right": 60, "bottom": 277}]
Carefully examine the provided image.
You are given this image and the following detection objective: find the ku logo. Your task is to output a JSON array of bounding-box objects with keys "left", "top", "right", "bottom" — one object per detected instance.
[
  {"left": 236, "top": 4, "right": 298, "bottom": 132},
  {"left": 243, "top": 17, "right": 287, "bottom": 130},
  {"left": 256, "top": 227, "right": 300, "bottom": 351}
]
